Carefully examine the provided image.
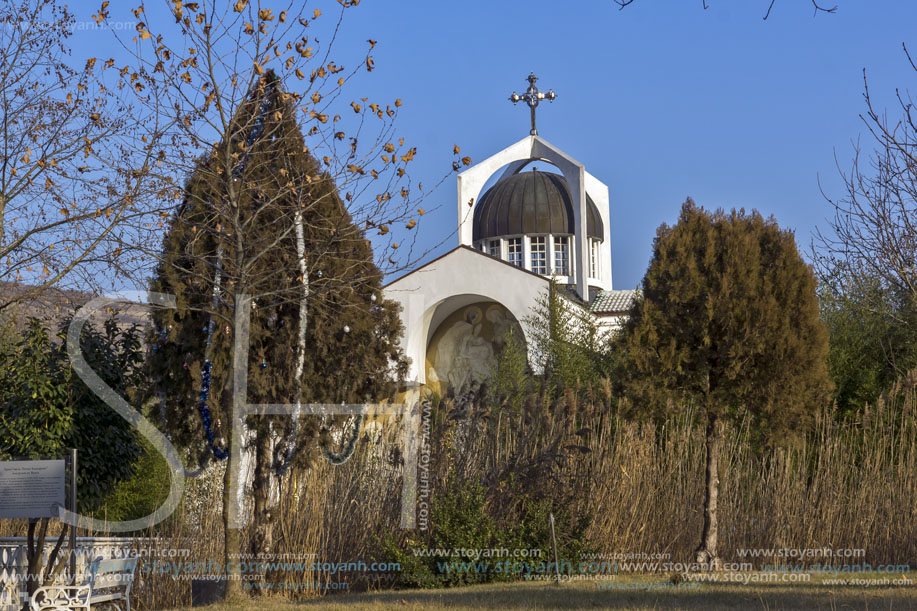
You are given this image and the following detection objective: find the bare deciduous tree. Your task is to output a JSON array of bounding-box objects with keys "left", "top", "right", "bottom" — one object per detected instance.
[
  {"left": 612, "top": 0, "right": 837, "bottom": 20},
  {"left": 815, "top": 45, "right": 917, "bottom": 313},
  {"left": 0, "top": 0, "right": 168, "bottom": 312},
  {"left": 95, "top": 0, "right": 466, "bottom": 598}
]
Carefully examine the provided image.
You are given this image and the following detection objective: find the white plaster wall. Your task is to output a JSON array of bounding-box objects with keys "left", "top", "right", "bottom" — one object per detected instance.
[
  {"left": 596, "top": 314, "right": 627, "bottom": 338},
  {"left": 384, "top": 247, "right": 550, "bottom": 383},
  {"left": 585, "top": 170, "right": 612, "bottom": 292}
]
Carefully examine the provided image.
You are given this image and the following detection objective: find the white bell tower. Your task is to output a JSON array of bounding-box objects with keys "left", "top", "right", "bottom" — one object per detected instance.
[{"left": 455, "top": 74, "right": 612, "bottom": 302}]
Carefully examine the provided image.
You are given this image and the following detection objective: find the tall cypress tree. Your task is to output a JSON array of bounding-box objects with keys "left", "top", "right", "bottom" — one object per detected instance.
[
  {"left": 146, "top": 71, "right": 406, "bottom": 587},
  {"left": 621, "top": 199, "right": 831, "bottom": 568}
]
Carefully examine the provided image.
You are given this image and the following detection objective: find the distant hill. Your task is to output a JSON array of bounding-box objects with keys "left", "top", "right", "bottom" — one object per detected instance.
[{"left": 0, "top": 282, "right": 152, "bottom": 337}]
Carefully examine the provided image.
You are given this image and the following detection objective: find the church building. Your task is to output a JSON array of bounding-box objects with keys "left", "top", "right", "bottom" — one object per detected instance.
[{"left": 383, "top": 74, "right": 637, "bottom": 399}]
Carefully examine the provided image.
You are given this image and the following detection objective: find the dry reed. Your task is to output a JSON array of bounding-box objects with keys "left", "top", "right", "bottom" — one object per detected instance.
[{"left": 6, "top": 379, "right": 915, "bottom": 609}]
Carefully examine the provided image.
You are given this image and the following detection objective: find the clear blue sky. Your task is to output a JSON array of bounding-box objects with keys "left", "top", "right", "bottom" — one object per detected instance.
[
  {"left": 71, "top": 1, "right": 917, "bottom": 290},
  {"left": 330, "top": 0, "right": 917, "bottom": 289}
]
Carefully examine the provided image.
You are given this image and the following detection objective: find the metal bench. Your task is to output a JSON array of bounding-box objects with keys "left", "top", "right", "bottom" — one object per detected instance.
[{"left": 30, "top": 556, "right": 138, "bottom": 611}]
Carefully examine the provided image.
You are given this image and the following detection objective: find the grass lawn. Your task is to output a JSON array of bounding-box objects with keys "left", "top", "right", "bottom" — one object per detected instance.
[{"left": 178, "top": 573, "right": 917, "bottom": 610}]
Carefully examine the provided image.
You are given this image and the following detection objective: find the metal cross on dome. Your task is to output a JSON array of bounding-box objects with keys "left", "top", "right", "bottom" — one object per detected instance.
[{"left": 508, "top": 72, "right": 556, "bottom": 136}]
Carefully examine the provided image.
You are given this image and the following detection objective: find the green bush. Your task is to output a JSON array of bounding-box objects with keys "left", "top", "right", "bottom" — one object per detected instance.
[
  {"left": 95, "top": 436, "right": 172, "bottom": 524},
  {"left": 0, "top": 317, "right": 144, "bottom": 511},
  {"left": 379, "top": 476, "right": 495, "bottom": 588},
  {"left": 380, "top": 470, "right": 592, "bottom": 588},
  {"left": 819, "top": 280, "right": 917, "bottom": 417}
]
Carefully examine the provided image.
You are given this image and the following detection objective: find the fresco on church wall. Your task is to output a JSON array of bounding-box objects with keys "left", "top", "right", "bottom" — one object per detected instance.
[{"left": 425, "top": 301, "right": 524, "bottom": 400}]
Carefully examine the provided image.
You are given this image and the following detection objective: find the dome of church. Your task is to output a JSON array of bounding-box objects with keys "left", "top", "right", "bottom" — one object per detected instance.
[{"left": 472, "top": 169, "right": 604, "bottom": 241}]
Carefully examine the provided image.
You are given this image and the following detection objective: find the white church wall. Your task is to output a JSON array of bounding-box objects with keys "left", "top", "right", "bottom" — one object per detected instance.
[
  {"left": 584, "top": 170, "right": 612, "bottom": 292},
  {"left": 384, "top": 246, "right": 551, "bottom": 384}
]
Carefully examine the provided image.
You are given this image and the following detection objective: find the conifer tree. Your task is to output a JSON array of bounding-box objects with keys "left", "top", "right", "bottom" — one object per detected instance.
[
  {"left": 98, "top": 1, "right": 466, "bottom": 597},
  {"left": 146, "top": 71, "right": 406, "bottom": 590},
  {"left": 620, "top": 199, "right": 831, "bottom": 568},
  {"left": 526, "top": 279, "right": 610, "bottom": 394}
]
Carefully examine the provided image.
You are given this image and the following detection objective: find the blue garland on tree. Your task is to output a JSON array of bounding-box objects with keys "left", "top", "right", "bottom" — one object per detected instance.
[
  {"left": 194, "top": 76, "right": 278, "bottom": 460},
  {"left": 198, "top": 360, "right": 226, "bottom": 459}
]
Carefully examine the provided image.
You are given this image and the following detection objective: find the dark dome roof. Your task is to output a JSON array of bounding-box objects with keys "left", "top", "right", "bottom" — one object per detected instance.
[{"left": 472, "top": 169, "right": 603, "bottom": 241}]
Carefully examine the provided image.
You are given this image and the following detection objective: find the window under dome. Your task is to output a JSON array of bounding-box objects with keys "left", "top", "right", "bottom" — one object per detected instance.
[{"left": 472, "top": 168, "right": 604, "bottom": 242}]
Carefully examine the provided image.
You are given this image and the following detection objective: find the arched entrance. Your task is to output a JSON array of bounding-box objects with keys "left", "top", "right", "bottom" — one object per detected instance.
[{"left": 424, "top": 298, "right": 525, "bottom": 399}]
